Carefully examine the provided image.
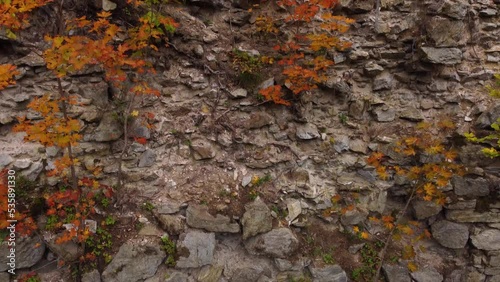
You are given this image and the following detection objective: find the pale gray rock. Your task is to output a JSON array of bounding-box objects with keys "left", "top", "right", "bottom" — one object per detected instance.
[
  {"left": 15, "top": 51, "right": 45, "bottom": 67},
  {"left": 431, "top": 220, "right": 469, "bottom": 249},
  {"left": 241, "top": 198, "right": 273, "bottom": 240},
  {"left": 246, "top": 112, "right": 273, "bottom": 129},
  {"left": 373, "top": 72, "right": 394, "bottom": 91},
  {"left": 285, "top": 199, "right": 302, "bottom": 223},
  {"left": 336, "top": 174, "right": 372, "bottom": 191},
  {"left": 452, "top": 176, "right": 490, "bottom": 197},
  {"left": 145, "top": 270, "right": 193, "bottom": 282},
  {"left": 411, "top": 267, "right": 443, "bottom": 282},
  {"left": 348, "top": 243, "right": 365, "bottom": 254},
  {"left": 242, "top": 175, "right": 253, "bottom": 187},
  {"left": 102, "top": 0, "right": 117, "bottom": 11},
  {"left": 339, "top": 0, "right": 374, "bottom": 12},
  {"left": 465, "top": 270, "right": 485, "bottom": 282},
  {"left": 412, "top": 200, "right": 442, "bottom": 220},
  {"left": 48, "top": 239, "right": 83, "bottom": 262},
  {"left": 193, "top": 44, "right": 204, "bottom": 57},
  {"left": 0, "top": 235, "right": 45, "bottom": 271},
  {"left": 138, "top": 149, "right": 156, "bottom": 168},
  {"left": 80, "top": 105, "right": 102, "bottom": 122},
  {"left": 471, "top": 229, "right": 500, "bottom": 251},
  {"left": 217, "top": 130, "right": 233, "bottom": 147},
  {"left": 485, "top": 267, "right": 500, "bottom": 276},
  {"left": 130, "top": 119, "right": 151, "bottom": 139},
  {"left": 350, "top": 139, "right": 368, "bottom": 154},
  {"left": 323, "top": 77, "right": 352, "bottom": 97},
  {"left": 93, "top": 113, "right": 123, "bottom": 142},
  {"left": 190, "top": 139, "right": 216, "bottom": 160},
  {"left": 157, "top": 214, "right": 185, "bottom": 235},
  {"left": 420, "top": 47, "right": 462, "bottom": 65},
  {"left": 479, "top": 8, "right": 497, "bottom": 17},
  {"left": 349, "top": 100, "right": 366, "bottom": 119},
  {"left": 373, "top": 106, "right": 396, "bottom": 122},
  {"left": 258, "top": 78, "right": 274, "bottom": 90},
  {"left": 341, "top": 209, "right": 368, "bottom": 225},
  {"left": 476, "top": 104, "right": 500, "bottom": 129},
  {"left": 21, "top": 161, "right": 43, "bottom": 181},
  {"left": 440, "top": 0, "right": 468, "bottom": 20},
  {"left": 427, "top": 17, "right": 467, "bottom": 47},
  {"left": 488, "top": 275, "right": 500, "bottom": 282},
  {"left": 420, "top": 99, "right": 435, "bottom": 109},
  {"left": 197, "top": 265, "right": 223, "bottom": 282},
  {"left": 231, "top": 265, "right": 271, "bottom": 282},
  {"left": 102, "top": 242, "right": 164, "bottom": 282},
  {"left": 186, "top": 204, "right": 240, "bottom": 233},
  {"left": 138, "top": 224, "right": 163, "bottom": 236},
  {"left": 0, "top": 112, "right": 14, "bottom": 125},
  {"left": 0, "top": 154, "right": 13, "bottom": 168},
  {"left": 382, "top": 264, "right": 411, "bottom": 282},
  {"left": 333, "top": 135, "right": 350, "bottom": 153},
  {"left": 156, "top": 201, "right": 182, "bottom": 214},
  {"left": 13, "top": 159, "right": 32, "bottom": 169},
  {"left": 0, "top": 273, "right": 9, "bottom": 282},
  {"left": 491, "top": 255, "right": 500, "bottom": 267},
  {"left": 80, "top": 81, "right": 109, "bottom": 107},
  {"left": 245, "top": 228, "right": 299, "bottom": 258},
  {"left": 188, "top": 0, "right": 230, "bottom": 8},
  {"left": 399, "top": 107, "right": 423, "bottom": 121},
  {"left": 230, "top": 88, "right": 248, "bottom": 99},
  {"left": 82, "top": 269, "right": 101, "bottom": 282},
  {"left": 226, "top": 10, "right": 251, "bottom": 26},
  {"left": 296, "top": 123, "right": 320, "bottom": 140},
  {"left": 274, "top": 258, "right": 293, "bottom": 271},
  {"left": 309, "top": 264, "right": 347, "bottom": 282},
  {"left": 446, "top": 210, "right": 500, "bottom": 223},
  {"left": 176, "top": 230, "right": 216, "bottom": 268},
  {"left": 381, "top": 0, "right": 404, "bottom": 9},
  {"left": 364, "top": 62, "right": 384, "bottom": 76},
  {"left": 428, "top": 79, "right": 449, "bottom": 92}
]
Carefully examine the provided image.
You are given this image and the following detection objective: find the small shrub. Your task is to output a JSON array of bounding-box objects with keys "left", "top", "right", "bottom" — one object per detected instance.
[{"left": 161, "top": 236, "right": 176, "bottom": 267}]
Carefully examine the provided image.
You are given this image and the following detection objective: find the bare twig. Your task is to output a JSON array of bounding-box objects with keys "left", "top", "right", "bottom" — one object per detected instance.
[
  {"left": 116, "top": 82, "right": 135, "bottom": 191},
  {"left": 373, "top": 186, "right": 417, "bottom": 282}
]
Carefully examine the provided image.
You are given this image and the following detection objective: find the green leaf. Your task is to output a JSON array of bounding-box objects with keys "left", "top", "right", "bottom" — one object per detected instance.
[
  {"left": 6, "top": 29, "right": 17, "bottom": 40},
  {"left": 491, "top": 123, "right": 500, "bottom": 131}
]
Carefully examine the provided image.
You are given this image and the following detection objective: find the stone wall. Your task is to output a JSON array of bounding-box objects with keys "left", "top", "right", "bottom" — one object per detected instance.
[{"left": 0, "top": 0, "right": 499, "bottom": 281}]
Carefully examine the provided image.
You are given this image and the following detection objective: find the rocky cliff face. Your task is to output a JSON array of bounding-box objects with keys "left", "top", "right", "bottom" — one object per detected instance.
[{"left": 0, "top": 0, "right": 499, "bottom": 281}]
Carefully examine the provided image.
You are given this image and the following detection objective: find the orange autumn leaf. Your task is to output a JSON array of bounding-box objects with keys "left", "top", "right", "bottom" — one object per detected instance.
[
  {"left": 382, "top": 215, "right": 395, "bottom": 230},
  {"left": 134, "top": 137, "right": 147, "bottom": 145},
  {"left": 376, "top": 166, "right": 389, "bottom": 180},
  {"left": 422, "top": 183, "right": 436, "bottom": 197},
  {"left": 0, "top": 64, "right": 20, "bottom": 90},
  {"left": 331, "top": 194, "right": 342, "bottom": 203},
  {"left": 259, "top": 85, "right": 290, "bottom": 106},
  {"left": 367, "top": 152, "right": 384, "bottom": 166}
]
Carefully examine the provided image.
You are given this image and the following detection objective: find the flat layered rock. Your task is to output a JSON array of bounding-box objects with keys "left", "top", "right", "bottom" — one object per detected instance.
[
  {"left": 245, "top": 228, "right": 299, "bottom": 258},
  {"left": 186, "top": 204, "right": 240, "bottom": 233}
]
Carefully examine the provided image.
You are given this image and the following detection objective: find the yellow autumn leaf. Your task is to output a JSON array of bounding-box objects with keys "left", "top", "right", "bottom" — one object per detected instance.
[
  {"left": 402, "top": 245, "right": 416, "bottom": 260},
  {"left": 130, "top": 110, "right": 139, "bottom": 117},
  {"left": 407, "top": 262, "right": 418, "bottom": 272}
]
